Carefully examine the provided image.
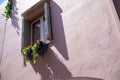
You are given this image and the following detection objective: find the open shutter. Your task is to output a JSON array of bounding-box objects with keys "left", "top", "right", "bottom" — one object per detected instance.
[
  {"left": 21, "top": 19, "right": 31, "bottom": 49},
  {"left": 44, "top": 2, "right": 52, "bottom": 40}
]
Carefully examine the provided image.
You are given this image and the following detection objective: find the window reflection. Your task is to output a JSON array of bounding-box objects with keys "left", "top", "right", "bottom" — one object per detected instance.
[{"left": 31, "top": 17, "right": 48, "bottom": 45}]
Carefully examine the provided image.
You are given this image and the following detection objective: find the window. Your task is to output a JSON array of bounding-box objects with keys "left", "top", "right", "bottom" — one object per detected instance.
[
  {"left": 31, "top": 16, "right": 48, "bottom": 45},
  {"left": 21, "top": 1, "right": 52, "bottom": 48}
]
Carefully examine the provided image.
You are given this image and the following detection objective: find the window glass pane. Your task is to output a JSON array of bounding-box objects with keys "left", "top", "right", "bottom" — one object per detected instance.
[
  {"left": 40, "top": 18, "right": 44, "bottom": 41},
  {"left": 32, "top": 20, "right": 41, "bottom": 44},
  {"left": 43, "top": 17, "right": 48, "bottom": 42},
  {"left": 31, "top": 16, "right": 50, "bottom": 44}
]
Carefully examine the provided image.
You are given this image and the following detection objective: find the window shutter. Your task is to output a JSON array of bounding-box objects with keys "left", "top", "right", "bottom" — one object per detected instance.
[
  {"left": 21, "top": 19, "right": 31, "bottom": 49},
  {"left": 44, "top": 2, "right": 52, "bottom": 40}
]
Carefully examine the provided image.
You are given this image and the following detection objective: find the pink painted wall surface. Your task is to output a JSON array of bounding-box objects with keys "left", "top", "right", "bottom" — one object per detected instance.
[{"left": 0, "top": 0, "right": 120, "bottom": 80}]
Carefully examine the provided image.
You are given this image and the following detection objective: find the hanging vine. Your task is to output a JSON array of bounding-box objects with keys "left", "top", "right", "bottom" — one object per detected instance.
[
  {"left": 2, "top": 0, "right": 12, "bottom": 19},
  {"left": 22, "top": 39, "right": 48, "bottom": 67},
  {"left": 0, "top": 0, "right": 12, "bottom": 64}
]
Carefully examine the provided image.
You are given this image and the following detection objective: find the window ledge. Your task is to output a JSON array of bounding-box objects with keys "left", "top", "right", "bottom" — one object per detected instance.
[{"left": 21, "top": 0, "right": 50, "bottom": 21}]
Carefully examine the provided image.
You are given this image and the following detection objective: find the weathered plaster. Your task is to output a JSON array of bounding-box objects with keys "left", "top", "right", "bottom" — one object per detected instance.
[{"left": 0, "top": 0, "right": 120, "bottom": 80}]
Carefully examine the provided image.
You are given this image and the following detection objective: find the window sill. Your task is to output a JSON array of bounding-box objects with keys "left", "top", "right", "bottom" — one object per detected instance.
[{"left": 46, "top": 40, "right": 53, "bottom": 44}]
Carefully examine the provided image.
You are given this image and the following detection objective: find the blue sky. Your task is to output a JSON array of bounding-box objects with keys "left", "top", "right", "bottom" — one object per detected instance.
[{"left": 0, "top": 0, "right": 4, "bottom": 4}]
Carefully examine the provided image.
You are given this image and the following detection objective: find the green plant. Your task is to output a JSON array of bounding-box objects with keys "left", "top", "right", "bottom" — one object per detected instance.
[
  {"left": 22, "top": 40, "right": 48, "bottom": 67},
  {"left": 32, "top": 43, "right": 39, "bottom": 64},
  {"left": 22, "top": 47, "right": 29, "bottom": 66},
  {"left": 2, "top": 0, "right": 12, "bottom": 19}
]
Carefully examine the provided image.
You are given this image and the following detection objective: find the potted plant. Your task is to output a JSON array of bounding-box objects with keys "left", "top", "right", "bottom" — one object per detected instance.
[{"left": 22, "top": 39, "right": 48, "bottom": 67}]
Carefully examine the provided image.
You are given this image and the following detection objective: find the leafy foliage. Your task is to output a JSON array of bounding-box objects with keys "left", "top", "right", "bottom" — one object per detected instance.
[
  {"left": 22, "top": 47, "right": 29, "bottom": 66},
  {"left": 32, "top": 43, "right": 39, "bottom": 64},
  {"left": 2, "top": 0, "right": 12, "bottom": 19},
  {"left": 22, "top": 40, "right": 48, "bottom": 67}
]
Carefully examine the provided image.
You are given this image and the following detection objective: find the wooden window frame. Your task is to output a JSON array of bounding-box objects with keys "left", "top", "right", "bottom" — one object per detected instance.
[{"left": 21, "top": 0, "right": 53, "bottom": 49}]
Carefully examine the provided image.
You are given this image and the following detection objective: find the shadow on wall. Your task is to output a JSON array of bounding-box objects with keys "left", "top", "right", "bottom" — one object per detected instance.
[
  {"left": 30, "top": 1, "right": 71, "bottom": 80},
  {"left": 50, "top": 1, "right": 69, "bottom": 60},
  {"left": 30, "top": 49, "right": 72, "bottom": 80},
  {"left": 11, "top": 0, "right": 20, "bottom": 35},
  {"left": 113, "top": 0, "right": 120, "bottom": 19},
  {"left": 29, "top": 1, "right": 104, "bottom": 80},
  {"left": 0, "top": 73, "right": 2, "bottom": 80},
  {"left": 65, "top": 77, "right": 104, "bottom": 80}
]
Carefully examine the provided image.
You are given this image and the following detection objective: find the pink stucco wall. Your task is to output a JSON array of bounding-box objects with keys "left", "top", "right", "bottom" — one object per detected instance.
[{"left": 0, "top": 0, "right": 120, "bottom": 80}]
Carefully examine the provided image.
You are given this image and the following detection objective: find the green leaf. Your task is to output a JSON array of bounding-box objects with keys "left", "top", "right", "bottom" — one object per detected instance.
[{"left": 2, "top": 0, "right": 12, "bottom": 19}]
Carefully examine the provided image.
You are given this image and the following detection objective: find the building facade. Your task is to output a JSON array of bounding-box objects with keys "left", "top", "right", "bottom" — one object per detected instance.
[{"left": 0, "top": 0, "right": 120, "bottom": 80}]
